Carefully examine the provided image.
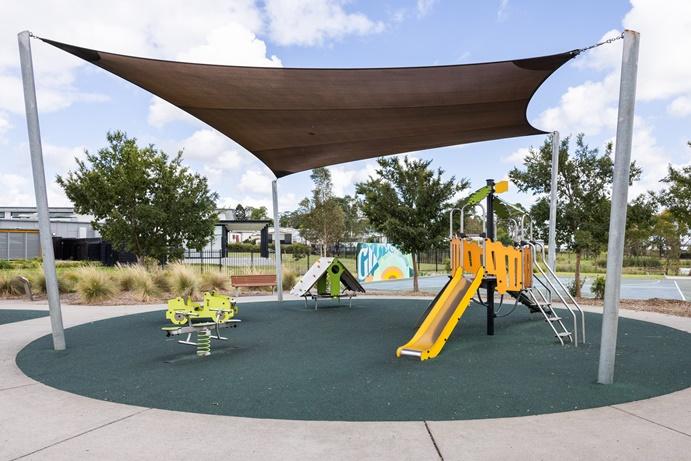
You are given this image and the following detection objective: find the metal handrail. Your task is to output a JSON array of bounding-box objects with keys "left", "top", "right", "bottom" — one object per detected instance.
[
  {"left": 523, "top": 278, "right": 568, "bottom": 345},
  {"left": 449, "top": 207, "right": 461, "bottom": 239},
  {"left": 529, "top": 242, "right": 579, "bottom": 347},
  {"left": 535, "top": 241, "right": 586, "bottom": 343}
]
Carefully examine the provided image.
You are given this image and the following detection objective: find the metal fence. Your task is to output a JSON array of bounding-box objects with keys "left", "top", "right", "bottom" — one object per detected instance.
[{"left": 183, "top": 246, "right": 450, "bottom": 276}]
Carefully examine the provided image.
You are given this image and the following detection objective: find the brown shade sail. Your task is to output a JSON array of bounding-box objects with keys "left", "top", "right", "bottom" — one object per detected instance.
[{"left": 42, "top": 38, "right": 575, "bottom": 178}]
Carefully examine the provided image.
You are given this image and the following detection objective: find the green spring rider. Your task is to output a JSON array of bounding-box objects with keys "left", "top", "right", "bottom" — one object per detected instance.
[{"left": 162, "top": 291, "right": 241, "bottom": 356}]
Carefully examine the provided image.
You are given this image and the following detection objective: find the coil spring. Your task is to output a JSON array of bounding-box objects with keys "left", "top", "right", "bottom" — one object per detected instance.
[{"left": 196, "top": 329, "right": 211, "bottom": 356}]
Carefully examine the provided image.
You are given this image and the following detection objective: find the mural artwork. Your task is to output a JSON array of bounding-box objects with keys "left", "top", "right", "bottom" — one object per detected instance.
[{"left": 356, "top": 243, "right": 414, "bottom": 282}]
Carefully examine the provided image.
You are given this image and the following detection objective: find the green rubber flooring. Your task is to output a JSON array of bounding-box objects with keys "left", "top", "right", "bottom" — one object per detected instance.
[
  {"left": 16, "top": 299, "right": 691, "bottom": 421},
  {"left": 0, "top": 309, "right": 48, "bottom": 325}
]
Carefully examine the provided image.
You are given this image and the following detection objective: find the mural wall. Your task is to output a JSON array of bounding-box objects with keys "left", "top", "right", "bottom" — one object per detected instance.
[{"left": 356, "top": 243, "right": 414, "bottom": 282}]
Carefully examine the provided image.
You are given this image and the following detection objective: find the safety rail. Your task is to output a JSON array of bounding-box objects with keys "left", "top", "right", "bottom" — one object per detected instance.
[
  {"left": 528, "top": 241, "right": 584, "bottom": 346},
  {"left": 534, "top": 241, "right": 586, "bottom": 343}
]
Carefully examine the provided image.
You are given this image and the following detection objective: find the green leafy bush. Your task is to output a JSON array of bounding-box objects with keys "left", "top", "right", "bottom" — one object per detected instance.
[
  {"left": 566, "top": 277, "right": 587, "bottom": 297},
  {"left": 591, "top": 275, "right": 606, "bottom": 299}
]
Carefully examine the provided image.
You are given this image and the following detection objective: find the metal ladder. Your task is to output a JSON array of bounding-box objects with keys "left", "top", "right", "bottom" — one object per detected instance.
[
  {"left": 522, "top": 277, "right": 574, "bottom": 346},
  {"left": 534, "top": 241, "right": 585, "bottom": 344},
  {"left": 525, "top": 241, "right": 585, "bottom": 346}
]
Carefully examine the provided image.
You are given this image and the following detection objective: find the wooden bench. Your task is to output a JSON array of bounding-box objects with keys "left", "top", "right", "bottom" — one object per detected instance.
[{"left": 230, "top": 274, "right": 278, "bottom": 294}]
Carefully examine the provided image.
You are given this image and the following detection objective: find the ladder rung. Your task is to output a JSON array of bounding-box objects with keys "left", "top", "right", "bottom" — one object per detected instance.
[
  {"left": 556, "top": 332, "right": 572, "bottom": 337},
  {"left": 546, "top": 316, "right": 562, "bottom": 322}
]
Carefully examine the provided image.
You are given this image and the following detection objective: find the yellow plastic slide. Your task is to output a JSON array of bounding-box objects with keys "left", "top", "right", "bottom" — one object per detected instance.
[{"left": 396, "top": 266, "right": 484, "bottom": 360}]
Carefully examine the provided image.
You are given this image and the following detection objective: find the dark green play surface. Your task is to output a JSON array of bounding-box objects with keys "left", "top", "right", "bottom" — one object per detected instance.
[
  {"left": 16, "top": 299, "right": 691, "bottom": 421},
  {"left": 0, "top": 309, "right": 48, "bottom": 325}
]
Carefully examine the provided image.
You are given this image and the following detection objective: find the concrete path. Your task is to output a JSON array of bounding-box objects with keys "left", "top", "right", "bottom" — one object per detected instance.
[{"left": 0, "top": 297, "right": 689, "bottom": 460}]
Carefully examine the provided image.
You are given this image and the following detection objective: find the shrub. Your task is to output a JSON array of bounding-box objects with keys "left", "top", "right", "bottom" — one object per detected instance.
[
  {"left": 591, "top": 275, "right": 606, "bottom": 299},
  {"left": 75, "top": 269, "right": 116, "bottom": 303},
  {"left": 134, "top": 273, "right": 158, "bottom": 302},
  {"left": 166, "top": 263, "right": 199, "bottom": 297},
  {"left": 200, "top": 270, "right": 229, "bottom": 292},
  {"left": 282, "top": 268, "right": 297, "bottom": 291},
  {"left": 0, "top": 260, "right": 11, "bottom": 270},
  {"left": 29, "top": 271, "right": 46, "bottom": 294},
  {"left": 115, "top": 264, "right": 139, "bottom": 291},
  {"left": 566, "top": 277, "right": 587, "bottom": 297},
  {"left": 59, "top": 271, "right": 79, "bottom": 293},
  {"left": 152, "top": 270, "right": 171, "bottom": 293},
  {"left": 0, "top": 273, "right": 10, "bottom": 295},
  {"left": 29, "top": 271, "right": 75, "bottom": 294}
]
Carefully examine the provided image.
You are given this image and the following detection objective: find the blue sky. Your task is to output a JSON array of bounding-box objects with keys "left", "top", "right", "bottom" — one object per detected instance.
[{"left": 1, "top": 0, "right": 689, "bottom": 211}]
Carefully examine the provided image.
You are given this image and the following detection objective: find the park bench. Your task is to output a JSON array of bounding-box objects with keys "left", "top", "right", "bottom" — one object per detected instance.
[{"left": 230, "top": 274, "right": 277, "bottom": 295}]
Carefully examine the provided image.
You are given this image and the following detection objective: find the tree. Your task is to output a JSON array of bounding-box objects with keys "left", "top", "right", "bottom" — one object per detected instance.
[
  {"left": 234, "top": 204, "right": 246, "bottom": 220},
  {"left": 651, "top": 210, "right": 687, "bottom": 275},
  {"left": 297, "top": 168, "right": 346, "bottom": 256},
  {"left": 335, "top": 195, "right": 368, "bottom": 242},
  {"left": 656, "top": 163, "right": 691, "bottom": 229},
  {"left": 249, "top": 206, "right": 269, "bottom": 220},
  {"left": 625, "top": 194, "right": 657, "bottom": 256},
  {"left": 356, "top": 156, "right": 465, "bottom": 292},
  {"left": 57, "top": 131, "right": 219, "bottom": 261},
  {"left": 509, "top": 134, "right": 641, "bottom": 296}
]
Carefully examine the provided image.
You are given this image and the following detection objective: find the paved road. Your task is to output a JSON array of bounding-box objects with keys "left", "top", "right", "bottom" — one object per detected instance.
[{"left": 363, "top": 275, "right": 691, "bottom": 301}]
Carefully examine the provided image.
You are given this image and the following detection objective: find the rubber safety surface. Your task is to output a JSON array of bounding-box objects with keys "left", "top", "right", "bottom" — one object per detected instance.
[
  {"left": 0, "top": 309, "right": 48, "bottom": 325},
  {"left": 17, "top": 299, "right": 691, "bottom": 421}
]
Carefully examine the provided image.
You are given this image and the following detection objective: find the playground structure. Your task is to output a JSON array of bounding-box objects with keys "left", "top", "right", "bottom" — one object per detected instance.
[
  {"left": 398, "top": 180, "right": 585, "bottom": 360},
  {"left": 290, "top": 257, "right": 365, "bottom": 309},
  {"left": 162, "top": 291, "right": 240, "bottom": 356},
  {"left": 20, "top": 31, "right": 640, "bottom": 384}
]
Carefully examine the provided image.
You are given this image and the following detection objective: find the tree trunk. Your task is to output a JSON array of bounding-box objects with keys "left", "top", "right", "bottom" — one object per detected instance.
[
  {"left": 412, "top": 252, "right": 419, "bottom": 292},
  {"left": 574, "top": 250, "right": 582, "bottom": 298}
]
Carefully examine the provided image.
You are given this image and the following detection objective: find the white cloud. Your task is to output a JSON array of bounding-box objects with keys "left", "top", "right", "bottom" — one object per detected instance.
[
  {"left": 217, "top": 192, "right": 298, "bottom": 213},
  {"left": 0, "top": 111, "right": 10, "bottom": 141},
  {"left": 265, "top": 0, "right": 385, "bottom": 46},
  {"left": 328, "top": 162, "right": 378, "bottom": 197},
  {"left": 497, "top": 0, "right": 510, "bottom": 22},
  {"left": 0, "top": 173, "right": 34, "bottom": 205},
  {"left": 147, "top": 99, "right": 201, "bottom": 128},
  {"left": 534, "top": 0, "right": 691, "bottom": 196},
  {"left": 668, "top": 95, "right": 691, "bottom": 117},
  {"left": 416, "top": 0, "right": 437, "bottom": 17},
  {"left": 502, "top": 147, "right": 531, "bottom": 165},
  {"left": 238, "top": 169, "right": 273, "bottom": 194},
  {"left": 43, "top": 143, "right": 86, "bottom": 172},
  {"left": 177, "top": 128, "right": 246, "bottom": 171}
]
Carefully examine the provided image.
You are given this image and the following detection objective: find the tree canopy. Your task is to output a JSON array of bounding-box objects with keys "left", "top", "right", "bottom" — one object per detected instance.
[
  {"left": 293, "top": 168, "right": 346, "bottom": 256},
  {"left": 356, "top": 156, "right": 466, "bottom": 291},
  {"left": 509, "top": 133, "right": 641, "bottom": 296},
  {"left": 57, "top": 131, "right": 219, "bottom": 261}
]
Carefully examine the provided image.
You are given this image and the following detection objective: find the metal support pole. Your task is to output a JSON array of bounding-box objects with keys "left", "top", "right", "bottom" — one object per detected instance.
[
  {"left": 547, "top": 131, "right": 559, "bottom": 272},
  {"left": 485, "top": 178, "right": 495, "bottom": 336},
  {"left": 598, "top": 30, "right": 640, "bottom": 385},
  {"left": 272, "top": 179, "right": 283, "bottom": 301},
  {"left": 18, "top": 31, "right": 66, "bottom": 350}
]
